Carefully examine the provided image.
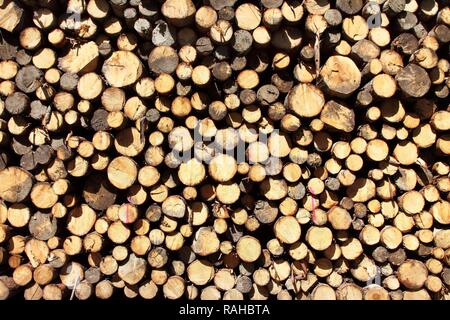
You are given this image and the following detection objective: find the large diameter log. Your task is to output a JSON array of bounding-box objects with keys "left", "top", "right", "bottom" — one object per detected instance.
[
  {"left": 320, "top": 100, "right": 355, "bottom": 133},
  {"left": 236, "top": 236, "right": 261, "bottom": 263},
  {"left": 29, "top": 212, "right": 57, "bottom": 241},
  {"left": 187, "top": 259, "right": 214, "bottom": 286},
  {"left": 320, "top": 56, "right": 362, "bottom": 97},
  {"left": 83, "top": 174, "right": 117, "bottom": 211},
  {"left": 161, "top": 0, "right": 196, "bottom": 27},
  {"left": 254, "top": 200, "right": 278, "bottom": 224},
  {"left": 347, "top": 178, "right": 376, "bottom": 202},
  {"left": 191, "top": 227, "right": 220, "bottom": 256},
  {"left": 30, "top": 182, "right": 58, "bottom": 209},
  {"left": 274, "top": 216, "right": 301, "bottom": 244},
  {"left": 25, "top": 239, "right": 49, "bottom": 268},
  {"left": 0, "top": 0, "right": 24, "bottom": 32},
  {"left": 67, "top": 205, "right": 97, "bottom": 237},
  {"left": 58, "top": 41, "right": 99, "bottom": 74},
  {"left": 271, "top": 27, "right": 302, "bottom": 51},
  {"left": 397, "top": 260, "right": 428, "bottom": 290},
  {"left": 15, "top": 66, "right": 43, "bottom": 94},
  {"left": 107, "top": 156, "right": 138, "bottom": 190},
  {"left": 148, "top": 46, "right": 179, "bottom": 74},
  {"left": 118, "top": 254, "right": 146, "bottom": 285},
  {"left": 0, "top": 276, "right": 19, "bottom": 300},
  {"left": 102, "top": 51, "right": 143, "bottom": 87},
  {"left": 395, "top": 64, "right": 431, "bottom": 98},
  {"left": 162, "top": 195, "right": 186, "bottom": 218},
  {"left": 163, "top": 276, "right": 185, "bottom": 299},
  {"left": 0, "top": 167, "right": 33, "bottom": 203},
  {"left": 235, "top": 3, "right": 261, "bottom": 31},
  {"left": 287, "top": 84, "right": 325, "bottom": 118}
]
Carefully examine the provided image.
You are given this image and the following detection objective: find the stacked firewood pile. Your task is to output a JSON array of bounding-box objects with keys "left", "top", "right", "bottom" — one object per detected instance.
[{"left": 0, "top": 0, "right": 449, "bottom": 300}]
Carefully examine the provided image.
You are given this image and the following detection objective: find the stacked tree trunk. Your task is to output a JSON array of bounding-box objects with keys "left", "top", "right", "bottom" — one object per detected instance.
[{"left": 0, "top": 0, "right": 449, "bottom": 301}]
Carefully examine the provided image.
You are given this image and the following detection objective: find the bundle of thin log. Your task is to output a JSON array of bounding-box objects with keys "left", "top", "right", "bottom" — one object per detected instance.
[{"left": 0, "top": 0, "right": 449, "bottom": 301}]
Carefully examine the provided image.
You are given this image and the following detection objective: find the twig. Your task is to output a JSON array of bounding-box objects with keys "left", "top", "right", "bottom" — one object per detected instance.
[
  {"left": 308, "top": 187, "right": 317, "bottom": 224},
  {"left": 69, "top": 275, "right": 80, "bottom": 300}
]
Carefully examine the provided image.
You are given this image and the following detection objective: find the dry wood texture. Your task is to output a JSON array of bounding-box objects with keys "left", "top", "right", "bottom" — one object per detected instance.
[{"left": 0, "top": 0, "right": 449, "bottom": 301}]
